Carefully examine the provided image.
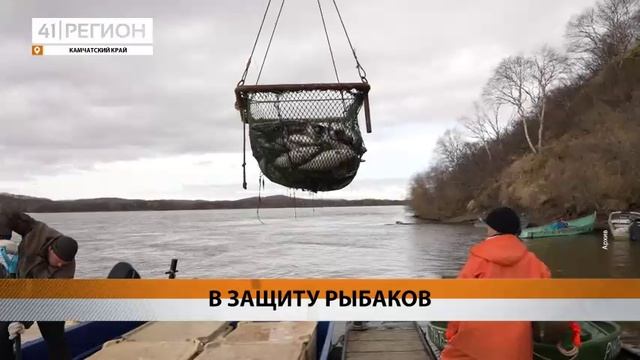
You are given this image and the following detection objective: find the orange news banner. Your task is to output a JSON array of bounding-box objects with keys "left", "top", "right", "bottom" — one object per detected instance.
[{"left": 0, "top": 279, "right": 639, "bottom": 299}]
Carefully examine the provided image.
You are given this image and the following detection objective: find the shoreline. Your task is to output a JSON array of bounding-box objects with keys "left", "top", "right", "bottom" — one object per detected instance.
[
  {"left": 412, "top": 211, "right": 612, "bottom": 232},
  {"left": 1, "top": 193, "right": 408, "bottom": 214},
  {"left": 25, "top": 203, "right": 407, "bottom": 214}
]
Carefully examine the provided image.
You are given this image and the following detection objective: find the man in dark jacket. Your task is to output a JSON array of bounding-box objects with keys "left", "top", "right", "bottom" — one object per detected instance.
[
  {"left": 0, "top": 209, "right": 77, "bottom": 360},
  {"left": 0, "top": 211, "right": 13, "bottom": 277}
]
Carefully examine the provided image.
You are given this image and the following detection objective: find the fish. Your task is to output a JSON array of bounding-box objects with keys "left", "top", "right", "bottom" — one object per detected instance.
[
  {"left": 328, "top": 122, "right": 348, "bottom": 132},
  {"left": 286, "top": 134, "right": 317, "bottom": 147},
  {"left": 274, "top": 146, "right": 322, "bottom": 168},
  {"left": 327, "top": 139, "right": 351, "bottom": 150},
  {"left": 254, "top": 136, "right": 286, "bottom": 153},
  {"left": 298, "top": 122, "right": 358, "bottom": 151},
  {"left": 304, "top": 123, "right": 329, "bottom": 139},
  {"left": 332, "top": 128, "right": 356, "bottom": 146},
  {"left": 327, "top": 122, "right": 357, "bottom": 145},
  {"left": 298, "top": 149, "right": 357, "bottom": 171}
]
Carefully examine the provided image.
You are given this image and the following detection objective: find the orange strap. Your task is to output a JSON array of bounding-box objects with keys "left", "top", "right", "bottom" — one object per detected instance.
[{"left": 570, "top": 322, "right": 582, "bottom": 347}]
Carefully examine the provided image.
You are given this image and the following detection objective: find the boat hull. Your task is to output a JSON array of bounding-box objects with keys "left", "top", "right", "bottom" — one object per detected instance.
[
  {"left": 22, "top": 321, "right": 144, "bottom": 360},
  {"left": 608, "top": 212, "right": 640, "bottom": 241},
  {"left": 425, "top": 321, "right": 622, "bottom": 360},
  {"left": 520, "top": 212, "right": 597, "bottom": 239},
  {"left": 22, "top": 321, "right": 333, "bottom": 360},
  {"left": 610, "top": 227, "right": 630, "bottom": 240}
]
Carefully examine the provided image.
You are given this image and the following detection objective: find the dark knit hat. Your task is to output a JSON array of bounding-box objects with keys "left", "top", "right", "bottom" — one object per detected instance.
[
  {"left": 483, "top": 207, "right": 521, "bottom": 235},
  {"left": 52, "top": 236, "right": 78, "bottom": 262}
]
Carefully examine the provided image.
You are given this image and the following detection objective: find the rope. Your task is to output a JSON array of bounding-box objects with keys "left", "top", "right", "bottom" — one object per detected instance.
[
  {"left": 240, "top": 0, "right": 366, "bottom": 84},
  {"left": 533, "top": 350, "right": 577, "bottom": 360},
  {"left": 317, "top": 0, "right": 348, "bottom": 115},
  {"left": 239, "top": 0, "right": 273, "bottom": 86},
  {"left": 293, "top": 190, "right": 297, "bottom": 219},
  {"left": 256, "top": 173, "right": 265, "bottom": 224},
  {"left": 242, "top": 120, "right": 247, "bottom": 189},
  {"left": 316, "top": 0, "right": 341, "bottom": 83},
  {"left": 331, "top": 0, "right": 368, "bottom": 83},
  {"left": 533, "top": 342, "right": 579, "bottom": 360},
  {"left": 240, "top": 0, "right": 273, "bottom": 188},
  {"left": 556, "top": 342, "right": 579, "bottom": 359},
  {"left": 256, "top": 0, "right": 286, "bottom": 84}
]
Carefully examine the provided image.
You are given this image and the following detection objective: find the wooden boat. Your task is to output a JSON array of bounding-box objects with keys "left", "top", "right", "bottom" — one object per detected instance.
[
  {"left": 22, "top": 321, "right": 334, "bottom": 360},
  {"left": 15, "top": 259, "right": 335, "bottom": 360},
  {"left": 608, "top": 211, "right": 640, "bottom": 240},
  {"left": 520, "top": 212, "right": 597, "bottom": 239},
  {"left": 13, "top": 261, "right": 639, "bottom": 359},
  {"left": 22, "top": 320, "right": 640, "bottom": 360},
  {"left": 21, "top": 322, "right": 145, "bottom": 359},
  {"left": 425, "top": 321, "right": 625, "bottom": 360}
]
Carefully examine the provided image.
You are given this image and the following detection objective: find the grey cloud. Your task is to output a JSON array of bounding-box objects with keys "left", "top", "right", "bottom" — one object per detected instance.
[{"left": 1, "top": 0, "right": 591, "bottom": 183}]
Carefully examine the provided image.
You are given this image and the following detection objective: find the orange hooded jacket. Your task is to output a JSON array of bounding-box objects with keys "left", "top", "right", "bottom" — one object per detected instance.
[{"left": 440, "top": 234, "right": 551, "bottom": 360}]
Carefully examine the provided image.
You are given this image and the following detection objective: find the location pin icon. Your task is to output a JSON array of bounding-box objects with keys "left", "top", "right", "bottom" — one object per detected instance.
[{"left": 32, "top": 45, "right": 43, "bottom": 56}]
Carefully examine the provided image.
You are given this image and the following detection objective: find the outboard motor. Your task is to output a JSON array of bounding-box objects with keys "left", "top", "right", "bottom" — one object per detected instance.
[{"left": 630, "top": 220, "right": 640, "bottom": 242}]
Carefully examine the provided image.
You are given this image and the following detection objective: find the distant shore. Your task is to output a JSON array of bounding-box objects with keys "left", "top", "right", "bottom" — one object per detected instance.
[{"left": 0, "top": 193, "right": 407, "bottom": 213}]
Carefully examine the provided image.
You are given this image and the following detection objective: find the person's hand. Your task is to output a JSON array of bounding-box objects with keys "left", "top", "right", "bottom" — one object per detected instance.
[
  {"left": 3, "top": 210, "right": 35, "bottom": 237},
  {"left": 8, "top": 322, "right": 25, "bottom": 340}
]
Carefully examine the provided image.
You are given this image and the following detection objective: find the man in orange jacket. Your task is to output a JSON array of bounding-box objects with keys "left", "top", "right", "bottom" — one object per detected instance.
[{"left": 441, "top": 207, "right": 579, "bottom": 360}]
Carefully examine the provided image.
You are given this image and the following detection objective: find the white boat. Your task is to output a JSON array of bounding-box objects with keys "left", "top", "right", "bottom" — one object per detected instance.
[{"left": 608, "top": 211, "right": 640, "bottom": 240}]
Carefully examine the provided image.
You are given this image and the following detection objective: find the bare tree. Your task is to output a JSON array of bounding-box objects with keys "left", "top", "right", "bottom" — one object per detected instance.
[
  {"left": 484, "top": 48, "right": 568, "bottom": 154},
  {"left": 484, "top": 55, "right": 538, "bottom": 154},
  {"left": 483, "top": 102, "right": 507, "bottom": 144},
  {"left": 459, "top": 101, "right": 507, "bottom": 160},
  {"left": 435, "top": 128, "right": 468, "bottom": 171},
  {"left": 460, "top": 114, "right": 491, "bottom": 160},
  {"left": 566, "top": 0, "right": 640, "bottom": 73},
  {"left": 530, "top": 46, "right": 570, "bottom": 152}
]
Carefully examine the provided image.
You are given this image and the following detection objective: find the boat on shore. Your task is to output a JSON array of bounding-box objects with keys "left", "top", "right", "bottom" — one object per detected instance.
[
  {"left": 520, "top": 212, "right": 597, "bottom": 239},
  {"left": 608, "top": 211, "right": 640, "bottom": 240}
]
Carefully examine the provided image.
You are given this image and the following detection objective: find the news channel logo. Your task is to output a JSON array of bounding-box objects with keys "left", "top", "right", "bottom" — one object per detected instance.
[{"left": 31, "top": 18, "right": 153, "bottom": 56}]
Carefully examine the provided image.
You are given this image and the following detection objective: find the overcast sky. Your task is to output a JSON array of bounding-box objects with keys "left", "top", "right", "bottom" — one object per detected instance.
[{"left": 0, "top": 0, "right": 593, "bottom": 201}]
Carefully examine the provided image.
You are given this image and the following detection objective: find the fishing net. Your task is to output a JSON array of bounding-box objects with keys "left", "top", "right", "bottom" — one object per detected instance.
[{"left": 236, "top": 83, "right": 370, "bottom": 192}]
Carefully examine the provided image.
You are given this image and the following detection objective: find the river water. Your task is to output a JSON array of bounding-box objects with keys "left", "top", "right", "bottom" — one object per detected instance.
[{"left": 31, "top": 205, "right": 640, "bottom": 347}]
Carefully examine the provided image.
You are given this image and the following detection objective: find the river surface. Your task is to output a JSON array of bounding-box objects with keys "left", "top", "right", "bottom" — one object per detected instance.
[
  {"left": 32, "top": 206, "right": 640, "bottom": 279},
  {"left": 30, "top": 206, "right": 640, "bottom": 347}
]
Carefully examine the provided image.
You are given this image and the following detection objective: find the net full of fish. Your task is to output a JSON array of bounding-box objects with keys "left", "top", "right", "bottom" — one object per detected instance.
[
  {"left": 241, "top": 86, "right": 369, "bottom": 192},
  {"left": 249, "top": 119, "right": 366, "bottom": 192}
]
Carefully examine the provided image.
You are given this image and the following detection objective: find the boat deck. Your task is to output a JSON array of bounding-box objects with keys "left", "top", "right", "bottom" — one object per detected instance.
[
  {"left": 20, "top": 321, "right": 80, "bottom": 343},
  {"left": 343, "top": 322, "right": 435, "bottom": 360}
]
